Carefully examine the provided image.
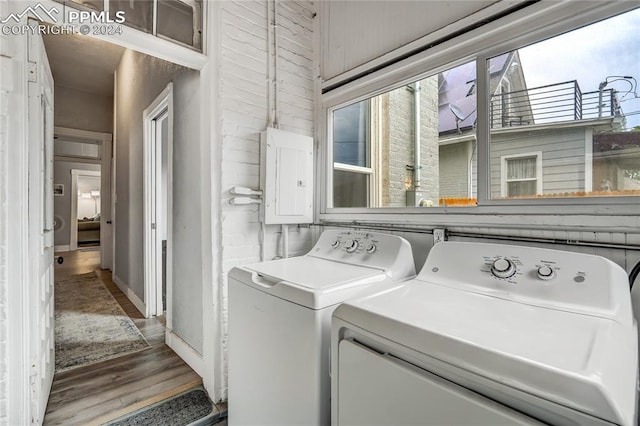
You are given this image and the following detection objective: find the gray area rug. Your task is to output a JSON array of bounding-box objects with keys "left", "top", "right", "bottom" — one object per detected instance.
[
  {"left": 55, "top": 272, "right": 150, "bottom": 373},
  {"left": 105, "top": 388, "right": 222, "bottom": 426}
]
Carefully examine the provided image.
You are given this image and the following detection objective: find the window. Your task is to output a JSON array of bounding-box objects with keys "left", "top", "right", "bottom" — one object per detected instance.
[
  {"left": 325, "top": 4, "right": 640, "bottom": 213},
  {"left": 501, "top": 153, "right": 541, "bottom": 198},
  {"left": 53, "top": 0, "right": 203, "bottom": 51},
  {"left": 331, "top": 62, "right": 478, "bottom": 208},
  {"left": 333, "top": 100, "right": 372, "bottom": 207}
]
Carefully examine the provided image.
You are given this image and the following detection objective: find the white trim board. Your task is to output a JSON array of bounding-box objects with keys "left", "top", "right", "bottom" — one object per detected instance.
[
  {"left": 112, "top": 274, "right": 146, "bottom": 317},
  {"left": 165, "top": 331, "right": 204, "bottom": 378},
  {"left": 142, "top": 83, "right": 174, "bottom": 320},
  {"left": 54, "top": 245, "right": 71, "bottom": 252}
]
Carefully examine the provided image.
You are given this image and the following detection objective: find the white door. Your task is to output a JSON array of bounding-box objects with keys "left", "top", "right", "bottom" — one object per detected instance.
[{"left": 27, "top": 25, "right": 56, "bottom": 423}]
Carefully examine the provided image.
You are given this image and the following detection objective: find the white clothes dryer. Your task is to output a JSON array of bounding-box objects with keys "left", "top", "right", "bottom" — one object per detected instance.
[
  {"left": 332, "top": 241, "right": 638, "bottom": 425},
  {"left": 228, "top": 229, "right": 416, "bottom": 426}
]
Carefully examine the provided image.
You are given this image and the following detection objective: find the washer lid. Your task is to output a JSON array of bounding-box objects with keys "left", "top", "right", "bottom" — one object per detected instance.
[
  {"left": 334, "top": 281, "right": 638, "bottom": 425},
  {"left": 231, "top": 256, "right": 390, "bottom": 309}
]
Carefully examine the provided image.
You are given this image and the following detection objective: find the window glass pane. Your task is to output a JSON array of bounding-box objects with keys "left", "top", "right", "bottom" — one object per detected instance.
[
  {"left": 54, "top": 140, "right": 100, "bottom": 159},
  {"left": 332, "top": 61, "right": 478, "bottom": 208},
  {"left": 157, "top": 0, "right": 202, "bottom": 50},
  {"left": 507, "top": 157, "right": 536, "bottom": 180},
  {"left": 490, "top": 9, "right": 640, "bottom": 200},
  {"left": 333, "top": 101, "right": 369, "bottom": 168},
  {"left": 110, "top": 0, "right": 153, "bottom": 33},
  {"left": 508, "top": 180, "right": 537, "bottom": 197},
  {"left": 333, "top": 170, "right": 368, "bottom": 208}
]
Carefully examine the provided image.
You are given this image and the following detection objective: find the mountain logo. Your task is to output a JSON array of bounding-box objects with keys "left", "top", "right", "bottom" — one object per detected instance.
[{"left": 1, "top": 3, "right": 59, "bottom": 24}]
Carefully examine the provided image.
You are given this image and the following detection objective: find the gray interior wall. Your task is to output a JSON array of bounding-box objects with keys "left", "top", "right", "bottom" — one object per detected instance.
[
  {"left": 54, "top": 85, "right": 113, "bottom": 133},
  {"left": 53, "top": 161, "right": 100, "bottom": 246},
  {"left": 114, "top": 49, "right": 203, "bottom": 353},
  {"left": 172, "top": 70, "right": 203, "bottom": 353}
]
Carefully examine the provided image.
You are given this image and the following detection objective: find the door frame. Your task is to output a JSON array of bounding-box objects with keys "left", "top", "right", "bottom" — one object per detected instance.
[
  {"left": 69, "top": 169, "right": 101, "bottom": 250},
  {"left": 54, "top": 127, "right": 112, "bottom": 263},
  {"left": 143, "top": 83, "right": 174, "bottom": 319}
]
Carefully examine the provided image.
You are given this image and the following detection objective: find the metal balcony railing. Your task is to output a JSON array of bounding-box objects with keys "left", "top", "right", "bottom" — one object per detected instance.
[{"left": 490, "top": 80, "right": 619, "bottom": 129}]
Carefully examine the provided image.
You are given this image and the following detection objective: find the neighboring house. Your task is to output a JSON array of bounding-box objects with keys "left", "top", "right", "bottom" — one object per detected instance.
[
  {"left": 437, "top": 51, "right": 634, "bottom": 203},
  {"left": 332, "top": 48, "right": 636, "bottom": 209}
]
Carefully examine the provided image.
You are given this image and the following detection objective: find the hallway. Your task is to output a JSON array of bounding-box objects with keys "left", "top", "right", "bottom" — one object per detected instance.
[{"left": 44, "top": 250, "right": 202, "bottom": 425}]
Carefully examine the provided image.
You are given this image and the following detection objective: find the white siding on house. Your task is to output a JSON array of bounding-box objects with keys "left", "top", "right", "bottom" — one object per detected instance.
[
  {"left": 216, "top": 0, "right": 316, "bottom": 398},
  {"left": 439, "top": 142, "right": 471, "bottom": 199}
]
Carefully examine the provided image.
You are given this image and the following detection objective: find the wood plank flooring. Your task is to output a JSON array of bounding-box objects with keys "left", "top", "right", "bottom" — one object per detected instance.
[{"left": 44, "top": 249, "right": 203, "bottom": 425}]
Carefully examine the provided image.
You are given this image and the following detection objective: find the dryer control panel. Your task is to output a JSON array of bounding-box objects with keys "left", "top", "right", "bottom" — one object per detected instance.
[
  {"left": 420, "top": 241, "right": 631, "bottom": 322},
  {"left": 309, "top": 230, "right": 416, "bottom": 280}
]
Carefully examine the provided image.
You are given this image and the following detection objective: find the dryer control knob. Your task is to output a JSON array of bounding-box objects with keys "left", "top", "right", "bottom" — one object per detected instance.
[
  {"left": 366, "top": 243, "right": 377, "bottom": 254},
  {"left": 537, "top": 265, "right": 555, "bottom": 281},
  {"left": 491, "top": 258, "right": 516, "bottom": 279},
  {"left": 345, "top": 239, "right": 359, "bottom": 253},
  {"left": 330, "top": 240, "right": 340, "bottom": 249}
]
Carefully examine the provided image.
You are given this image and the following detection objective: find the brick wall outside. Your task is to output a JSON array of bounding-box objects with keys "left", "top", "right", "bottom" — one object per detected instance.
[{"left": 383, "top": 75, "right": 439, "bottom": 207}]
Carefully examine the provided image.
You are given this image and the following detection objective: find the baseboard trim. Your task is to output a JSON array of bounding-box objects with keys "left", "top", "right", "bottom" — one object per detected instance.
[
  {"left": 166, "top": 330, "right": 204, "bottom": 377},
  {"left": 54, "top": 245, "right": 71, "bottom": 252},
  {"left": 112, "top": 273, "right": 146, "bottom": 317}
]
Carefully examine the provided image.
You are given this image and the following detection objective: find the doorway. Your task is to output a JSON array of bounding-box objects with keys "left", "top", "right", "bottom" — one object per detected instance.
[
  {"left": 70, "top": 170, "right": 101, "bottom": 249},
  {"left": 143, "top": 83, "right": 173, "bottom": 319}
]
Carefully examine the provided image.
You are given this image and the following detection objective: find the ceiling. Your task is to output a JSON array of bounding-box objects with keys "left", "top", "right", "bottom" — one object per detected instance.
[{"left": 43, "top": 32, "right": 125, "bottom": 97}]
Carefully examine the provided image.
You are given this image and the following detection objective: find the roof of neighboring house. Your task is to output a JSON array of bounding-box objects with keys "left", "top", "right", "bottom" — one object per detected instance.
[{"left": 438, "top": 52, "right": 517, "bottom": 134}]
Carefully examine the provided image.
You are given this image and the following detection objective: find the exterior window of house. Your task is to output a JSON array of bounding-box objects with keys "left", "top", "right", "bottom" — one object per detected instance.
[
  {"left": 331, "top": 62, "right": 478, "bottom": 208},
  {"left": 501, "top": 154, "right": 541, "bottom": 197}
]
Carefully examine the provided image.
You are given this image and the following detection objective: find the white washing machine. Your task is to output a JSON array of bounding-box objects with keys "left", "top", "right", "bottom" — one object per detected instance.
[
  {"left": 332, "top": 241, "right": 638, "bottom": 426},
  {"left": 228, "top": 229, "right": 416, "bottom": 426}
]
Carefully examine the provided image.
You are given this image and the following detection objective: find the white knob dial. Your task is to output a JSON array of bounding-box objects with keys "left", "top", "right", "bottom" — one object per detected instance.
[
  {"left": 491, "top": 258, "right": 516, "bottom": 278},
  {"left": 330, "top": 240, "right": 340, "bottom": 249},
  {"left": 366, "top": 243, "right": 377, "bottom": 254},
  {"left": 345, "top": 239, "right": 359, "bottom": 253},
  {"left": 537, "top": 265, "right": 555, "bottom": 281}
]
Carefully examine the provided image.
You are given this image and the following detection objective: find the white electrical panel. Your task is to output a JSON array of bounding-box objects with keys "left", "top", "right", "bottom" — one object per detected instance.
[{"left": 260, "top": 128, "right": 313, "bottom": 224}]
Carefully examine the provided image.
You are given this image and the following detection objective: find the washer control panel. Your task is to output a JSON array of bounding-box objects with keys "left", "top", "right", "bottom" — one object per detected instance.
[
  {"left": 325, "top": 232, "right": 383, "bottom": 257},
  {"left": 421, "top": 241, "right": 630, "bottom": 319},
  {"left": 310, "top": 230, "right": 416, "bottom": 279}
]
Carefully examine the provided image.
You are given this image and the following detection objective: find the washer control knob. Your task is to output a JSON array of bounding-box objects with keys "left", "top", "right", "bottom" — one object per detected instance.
[
  {"left": 345, "top": 239, "right": 359, "bottom": 253},
  {"left": 330, "top": 240, "right": 340, "bottom": 249},
  {"left": 491, "top": 258, "right": 516, "bottom": 278},
  {"left": 366, "top": 243, "right": 377, "bottom": 254},
  {"left": 537, "top": 265, "right": 555, "bottom": 281}
]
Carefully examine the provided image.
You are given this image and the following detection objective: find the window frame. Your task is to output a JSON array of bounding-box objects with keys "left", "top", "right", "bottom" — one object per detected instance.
[
  {"left": 319, "top": 1, "right": 640, "bottom": 223},
  {"left": 500, "top": 152, "right": 542, "bottom": 198}
]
